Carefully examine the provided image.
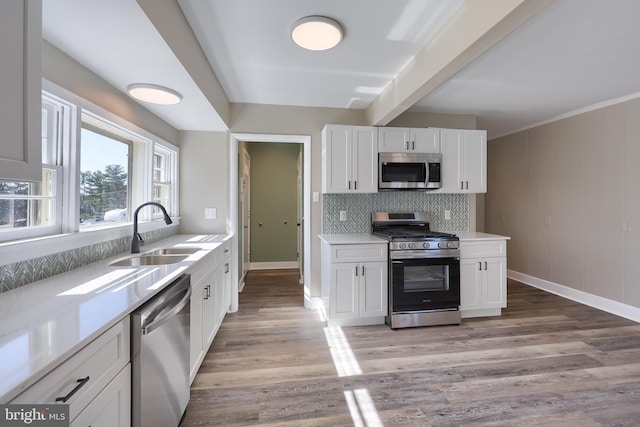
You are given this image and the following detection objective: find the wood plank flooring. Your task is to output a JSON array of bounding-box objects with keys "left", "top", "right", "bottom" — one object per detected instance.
[{"left": 180, "top": 269, "right": 640, "bottom": 426}]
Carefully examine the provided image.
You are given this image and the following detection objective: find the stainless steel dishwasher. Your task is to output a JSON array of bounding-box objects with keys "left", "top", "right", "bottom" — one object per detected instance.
[{"left": 131, "top": 274, "right": 191, "bottom": 427}]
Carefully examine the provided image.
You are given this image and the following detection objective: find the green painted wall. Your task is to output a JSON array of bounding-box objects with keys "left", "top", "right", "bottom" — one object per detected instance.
[{"left": 246, "top": 142, "right": 300, "bottom": 262}]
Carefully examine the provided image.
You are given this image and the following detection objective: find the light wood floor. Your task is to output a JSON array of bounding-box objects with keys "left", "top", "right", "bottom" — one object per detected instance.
[{"left": 181, "top": 269, "right": 640, "bottom": 426}]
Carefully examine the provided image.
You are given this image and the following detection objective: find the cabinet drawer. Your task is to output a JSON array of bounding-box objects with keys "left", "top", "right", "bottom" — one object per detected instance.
[
  {"left": 11, "top": 318, "right": 130, "bottom": 422},
  {"left": 331, "top": 244, "right": 387, "bottom": 263},
  {"left": 70, "top": 364, "right": 131, "bottom": 427},
  {"left": 460, "top": 240, "right": 506, "bottom": 258}
]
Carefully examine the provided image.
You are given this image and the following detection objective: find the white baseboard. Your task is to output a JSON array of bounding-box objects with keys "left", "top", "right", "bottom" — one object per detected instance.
[
  {"left": 508, "top": 270, "right": 640, "bottom": 323},
  {"left": 250, "top": 261, "right": 298, "bottom": 270}
]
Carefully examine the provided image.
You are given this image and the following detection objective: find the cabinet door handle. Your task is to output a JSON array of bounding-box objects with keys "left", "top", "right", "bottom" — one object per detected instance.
[
  {"left": 478, "top": 262, "right": 482, "bottom": 271},
  {"left": 204, "top": 285, "right": 211, "bottom": 299},
  {"left": 225, "top": 263, "right": 229, "bottom": 273},
  {"left": 355, "top": 266, "right": 358, "bottom": 276},
  {"left": 466, "top": 181, "right": 469, "bottom": 189},
  {"left": 405, "top": 141, "right": 409, "bottom": 150},
  {"left": 56, "top": 376, "right": 90, "bottom": 403},
  {"left": 484, "top": 261, "right": 488, "bottom": 270},
  {"left": 362, "top": 266, "right": 365, "bottom": 276},
  {"left": 348, "top": 181, "right": 351, "bottom": 190},
  {"left": 461, "top": 181, "right": 464, "bottom": 190},
  {"left": 354, "top": 181, "right": 357, "bottom": 190},
  {"left": 412, "top": 141, "right": 415, "bottom": 150}
]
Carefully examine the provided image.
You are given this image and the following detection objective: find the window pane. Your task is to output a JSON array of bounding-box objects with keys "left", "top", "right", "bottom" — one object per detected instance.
[
  {"left": 80, "top": 127, "right": 130, "bottom": 226},
  {"left": 0, "top": 170, "right": 56, "bottom": 231},
  {"left": 153, "top": 153, "right": 165, "bottom": 182}
]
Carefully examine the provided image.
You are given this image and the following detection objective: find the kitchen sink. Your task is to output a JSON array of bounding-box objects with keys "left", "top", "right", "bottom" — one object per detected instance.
[
  {"left": 109, "top": 254, "right": 189, "bottom": 267},
  {"left": 146, "top": 247, "right": 201, "bottom": 256}
]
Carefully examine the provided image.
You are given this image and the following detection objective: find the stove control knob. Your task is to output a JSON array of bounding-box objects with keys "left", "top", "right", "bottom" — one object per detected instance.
[
  {"left": 408, "top": 243, "right": 415, "bottom": 249},
  {"left": 423, "top": 242, "right": 430, "bottom": 249},
  {"left": 399, "top": 243, "right": 406, "bottom": 249},
  {"left": 447, "top": 242, "right": 456, "bottom": 248},
  {"left": 438, "top": 242, "right": 446, "bottom": 248}
]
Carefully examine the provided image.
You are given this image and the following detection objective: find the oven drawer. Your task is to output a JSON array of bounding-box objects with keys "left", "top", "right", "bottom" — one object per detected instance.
[
  {"left": 460, "top": 240, "right": 506, "bottom": 258},
  {"left": 331, "top": 244, "right": 387, "bottom": 263}
]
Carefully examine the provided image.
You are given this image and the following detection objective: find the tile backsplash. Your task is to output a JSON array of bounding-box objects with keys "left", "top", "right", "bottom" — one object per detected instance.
[
  {"left": 322, "top": 192, "right": 469, "bottom": 233},
  {"left": 0, "top": 226, "right": 178, "bottom": 293}
]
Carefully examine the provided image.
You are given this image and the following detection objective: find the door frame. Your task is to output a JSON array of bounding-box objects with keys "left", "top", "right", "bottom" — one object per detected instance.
[
  {"left": 229, "top": 133, "right": 312, "bottom": 311},
  {"left": 240, "top": 148, "right": 251, "bottom": 287}
]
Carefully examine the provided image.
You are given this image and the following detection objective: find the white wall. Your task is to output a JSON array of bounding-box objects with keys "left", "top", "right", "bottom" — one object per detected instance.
[
  {"left": 486, "top": 96, "right": 640, "bottom": 309},
  {"left": 179, "top": 131, "right": 230, "bottom": 234}
]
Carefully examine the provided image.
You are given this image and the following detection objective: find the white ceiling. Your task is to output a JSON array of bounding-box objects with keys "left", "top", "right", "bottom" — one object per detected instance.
[{"left": 42, "top": 0, "right": 640, "bottom": 139}]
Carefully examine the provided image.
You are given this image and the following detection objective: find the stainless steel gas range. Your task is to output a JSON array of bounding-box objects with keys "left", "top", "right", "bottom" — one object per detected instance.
[{"left": 372, "top": 212, "right": 461, "bottom": 329}]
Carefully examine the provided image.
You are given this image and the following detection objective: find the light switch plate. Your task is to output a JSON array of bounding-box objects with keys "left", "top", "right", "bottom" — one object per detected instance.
[
  {"left": 339, "top": 211, "right": 347, "bottom": 221},
  {"left": 205, "top": 208, "right": 217, "bottom": 219}
]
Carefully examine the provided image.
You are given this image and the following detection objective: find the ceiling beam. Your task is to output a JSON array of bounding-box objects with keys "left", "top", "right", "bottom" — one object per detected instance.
[
  {"left": 366, "top": 0, "right": 553, "bottom": 126},
  {"left": 137, "top": 0, "right": 231, "bottom": 129}
]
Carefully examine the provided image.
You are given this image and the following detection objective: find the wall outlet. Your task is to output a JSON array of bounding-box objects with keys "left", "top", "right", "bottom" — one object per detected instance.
[
  {"left": 444, "top": 210, "right": 451, "bottom": 220},
  {"left": 204, "top": 208, "right": 217, "bottom": 219},
  {"left": 313, "top": 192, "right": 320, "bottom": 202},
  {"left": 339, "top": 210, "right": 347, "bottom": 221}
]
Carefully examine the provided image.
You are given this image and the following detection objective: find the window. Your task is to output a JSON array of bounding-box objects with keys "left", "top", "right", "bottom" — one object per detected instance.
[
  {"left": 79, "top": 125, "right": 131, "bottom": 227},
  {"left": 0, "top": 96, "right": 63, "bottom": 241},
  {"left": 152, "top": 144, "right": 177, "bottom": 218},
  {"left": 0, "top": 87, "right": 179, "bottom": 244},
  {"left": 0, "top": 170, "right": 56, "bottom": 231}
]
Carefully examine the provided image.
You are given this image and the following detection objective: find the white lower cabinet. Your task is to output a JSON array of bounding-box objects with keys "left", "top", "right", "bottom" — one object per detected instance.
[
  {"left": 11, "top": 318, "right": 131, "bottom": 426},
  {"left": 189, "top": 241, "right": 232, "bottom": 382},
  {"left": 459, "top": 240, "right": 507, "bottom": 318},
  {"left": 70, "top": 364, "right": 131, "bottom": 427},
  {"left": 189, "top": 250, "right": 218, "bottom": 382},
  {"left": 321, "top": 242, "right": 388, "bottom": 326}
]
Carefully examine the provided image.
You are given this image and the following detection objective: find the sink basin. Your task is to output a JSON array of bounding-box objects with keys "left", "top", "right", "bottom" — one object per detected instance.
[
  {"left": 109, "top": 254, "right": 188, "bottom": 267},
  {"left": 146, "top": 247, "right": 201, "bottom": 255}
]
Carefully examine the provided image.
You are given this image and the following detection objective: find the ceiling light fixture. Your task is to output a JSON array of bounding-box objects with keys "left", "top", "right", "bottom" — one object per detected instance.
[
  {"left": 291, "top": 16, "right": 343, "bottom": 51},
  {"left": 127, "top": 83, "right": 182, "bottom": 105}
]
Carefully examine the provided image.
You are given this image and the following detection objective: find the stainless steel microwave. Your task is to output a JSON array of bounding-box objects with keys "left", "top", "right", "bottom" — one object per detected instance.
[{"left": 378, "top": 152, "right": 442, "bottom": 190}]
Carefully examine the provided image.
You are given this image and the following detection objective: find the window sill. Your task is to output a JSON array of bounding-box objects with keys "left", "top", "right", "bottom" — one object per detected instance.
[{"left": 0, "top": 217, "right": 181, "bottom": 266}]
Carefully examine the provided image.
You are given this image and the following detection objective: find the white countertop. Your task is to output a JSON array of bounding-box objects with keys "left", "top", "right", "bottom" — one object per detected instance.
[
  {"left": 0, "top": 234, "right": 230, "bottom": 402},
  {"left": 455, "top": 231, "right": 511, "bottom": 241},
  {"left": 317, "top": 233, "right": 389, "bottom": 244}
]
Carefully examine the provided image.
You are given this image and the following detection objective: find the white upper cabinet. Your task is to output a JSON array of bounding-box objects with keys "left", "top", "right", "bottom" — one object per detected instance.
[
  {"left": 439, "top": 129, "right": 487, "bottom": 193},
  {"left": 0, "top": 0, "right": 42, "bottom": 181},
  {"left": 378, "top": 127, "right": 440, "bottom": 153},
  {"left": 322, "top": 125, "right": 378, "bottom": 193}
]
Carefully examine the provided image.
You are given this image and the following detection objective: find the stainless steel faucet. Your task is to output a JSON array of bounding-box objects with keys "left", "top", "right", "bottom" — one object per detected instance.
[{"left": 131, "top": 202, "right": 173, "bottom": 253}]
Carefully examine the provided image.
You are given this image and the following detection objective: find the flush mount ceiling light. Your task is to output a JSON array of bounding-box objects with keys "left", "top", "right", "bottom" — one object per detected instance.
[
  {"left": 127, "top": 84, "right": 182, "bottom": 105},
  {"left": 291, "top": 16, "right": 343, "bottom": 51}
]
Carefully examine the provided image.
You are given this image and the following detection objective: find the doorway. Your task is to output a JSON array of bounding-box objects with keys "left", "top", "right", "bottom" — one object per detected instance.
[
  {"left": 240, "top": 142, "right": 302, "bottom": 272},
  {"left": 229, "top": 133, "right": 312, "bottom": 312}
]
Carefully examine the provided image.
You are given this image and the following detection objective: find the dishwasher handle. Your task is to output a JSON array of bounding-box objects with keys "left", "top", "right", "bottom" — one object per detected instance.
[{"left": 142, "top": 285, "right": 192, "bottom": 335}]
